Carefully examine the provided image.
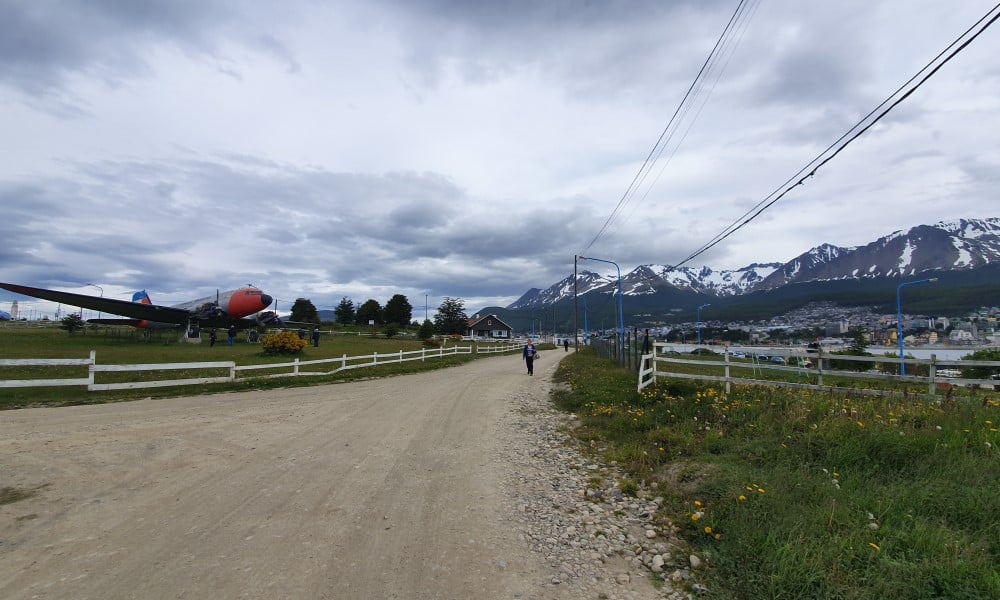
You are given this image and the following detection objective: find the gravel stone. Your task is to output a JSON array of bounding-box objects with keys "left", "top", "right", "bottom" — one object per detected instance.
[{"left": 497, "top": 381, "right": 697, "bottom": 600}]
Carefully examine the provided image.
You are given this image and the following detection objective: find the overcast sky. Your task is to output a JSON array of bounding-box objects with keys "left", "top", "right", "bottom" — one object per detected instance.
[{"left": 2, "top": 0, "right": 998, "bottom": 319}]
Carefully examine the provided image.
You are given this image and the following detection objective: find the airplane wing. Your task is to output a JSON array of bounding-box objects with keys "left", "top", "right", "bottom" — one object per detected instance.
[{"left": 0, "top": 282, "right": 193, "bottom": 325}]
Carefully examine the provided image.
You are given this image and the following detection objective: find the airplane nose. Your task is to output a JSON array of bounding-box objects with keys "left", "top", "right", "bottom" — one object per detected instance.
[{"left": 260, "top": 294, "right": 273, "bottom": 309}]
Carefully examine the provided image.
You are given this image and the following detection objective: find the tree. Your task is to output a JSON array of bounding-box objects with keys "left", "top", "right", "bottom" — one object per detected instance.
[
  {"left": 357, "top": 299, "right": 383, "bottom": 326},
  {"left": 434, "top": 297, "right": 468, "bottom": 335},
  {"left": 846, "top": 328, "right": 869, "bottom": 356},
  {"left": 831, "top": 328, "right": 872, "bottom": 372},
  {"left": 334, "top": 297, "right": 356, "bottom": 325},
  {"left": 418, "top": 319, "right": 435, "bottom": 340},
  {"left": 290, "top": 298, "right": 319, "bottom": 324},
  {"left": 960, "top": 348, "right": 1000, "bottom": 380},
  {"left": 383, "top": 294, "right": 413, "bottom": 328},
  {"left": 60, "top": 313, "right": 86, "bottom": 334},
  {"left": 384, "top": 322, "right": 400, "bottom": 338}
]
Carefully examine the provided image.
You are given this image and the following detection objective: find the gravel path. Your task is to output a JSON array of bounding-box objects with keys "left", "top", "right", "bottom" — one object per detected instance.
[{"left": 1, "top": 351, "right": 692, "bottom": 599}]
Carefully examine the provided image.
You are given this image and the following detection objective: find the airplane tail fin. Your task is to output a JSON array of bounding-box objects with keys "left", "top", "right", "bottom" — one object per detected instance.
[{"left": 132, "top": 290, "right": 152, "bottom": 305}]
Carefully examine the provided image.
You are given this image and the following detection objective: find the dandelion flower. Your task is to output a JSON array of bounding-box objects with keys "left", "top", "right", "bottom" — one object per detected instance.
[
  {"left": 714, "top": 533, "right": 722, "bottom": 540},
  {"left": 868, "top": 543, "right": 880, "bottom": 552},
  {"left": 694, "top": 500, "right": 702, "bottom": 507},
  {"left": 738, "top": 495, "right": 747, "bottom": 502},
  {"left": 757, "top": 488, "right": 765, "bottom": 494},
  {"left": 704, "top": 526, "right": 713, "bottom": 534}
]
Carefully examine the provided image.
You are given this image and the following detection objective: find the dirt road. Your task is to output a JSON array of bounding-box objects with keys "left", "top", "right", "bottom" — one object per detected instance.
[{"left": 1, "top": 351, "right": 654, "bottom": 599}]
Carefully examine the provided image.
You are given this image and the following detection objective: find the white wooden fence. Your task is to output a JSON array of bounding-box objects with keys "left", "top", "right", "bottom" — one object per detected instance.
[
  {"left": 638, "top": 343, "right": 1000, "bottom": 398},
  {"left": 0, "top": 342, "right": 522, "bottom": 393}
]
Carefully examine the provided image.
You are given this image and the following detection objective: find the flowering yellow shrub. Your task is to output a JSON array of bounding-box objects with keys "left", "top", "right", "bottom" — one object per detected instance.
[{"left": 261, "top": 331, "right": 308, "bottom": 355}]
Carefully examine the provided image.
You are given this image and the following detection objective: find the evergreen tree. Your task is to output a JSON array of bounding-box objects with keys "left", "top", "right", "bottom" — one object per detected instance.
[
  {"left": 357, "top": 299, "right": 383, "bottom": 326},
  {"left": 290, "top": 298, "right": 319, "bottom": 324},
  {"left": 383, "top": 294, "right": 413, "bottom": 328},
  {"left": 60, "top": 313, "right": 86, "bottom": 334},
  {"left": 334, "top": 297, "right": 356, "bottom": 325},
  {"left": 418, "top": 319, "right": 435, "bottom": 340},
  {"left": 434, "top": 297, "right": 468, "bottom": 335}
]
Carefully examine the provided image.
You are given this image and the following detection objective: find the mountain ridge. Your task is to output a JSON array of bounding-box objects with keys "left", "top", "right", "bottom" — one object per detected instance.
[{"left": 507, "top": 217, "right": 1000, "bottom": 310}]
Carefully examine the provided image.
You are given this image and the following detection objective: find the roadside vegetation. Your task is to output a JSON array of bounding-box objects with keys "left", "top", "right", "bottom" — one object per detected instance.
[
  {"left": 0, "top": 325, "right": 540, "bottom": 409},
  {"left": 554, "top": 348, "right": 1000, "bottom": 599}
]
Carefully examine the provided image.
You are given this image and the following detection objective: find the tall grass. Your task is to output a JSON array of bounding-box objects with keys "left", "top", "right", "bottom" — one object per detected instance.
[{"left": 554, "top": 349, "right": 1000, "bottom": 598}]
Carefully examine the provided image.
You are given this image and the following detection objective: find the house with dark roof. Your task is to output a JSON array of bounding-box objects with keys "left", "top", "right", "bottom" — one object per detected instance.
[{"left": 466, "top": 314, "right": 513, "bottom": 339}]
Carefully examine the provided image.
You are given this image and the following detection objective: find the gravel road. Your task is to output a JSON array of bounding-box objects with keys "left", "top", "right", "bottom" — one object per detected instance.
[{"left": 1, "top": 352, "right": 684, "bottom": 599}]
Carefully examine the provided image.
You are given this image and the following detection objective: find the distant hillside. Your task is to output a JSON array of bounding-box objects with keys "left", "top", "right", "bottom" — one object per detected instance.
[{"left": 484, "top": 218, "right": 1000, "bottom": 332}]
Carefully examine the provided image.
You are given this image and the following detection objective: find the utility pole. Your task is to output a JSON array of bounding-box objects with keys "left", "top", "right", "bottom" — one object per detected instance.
[{"left": 573, "top": 255, "right": 579, "bottom": 351}]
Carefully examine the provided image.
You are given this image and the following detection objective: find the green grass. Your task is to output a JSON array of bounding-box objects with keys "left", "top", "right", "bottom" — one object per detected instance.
[
  {"left": 554, "top": 348, "right": 1000, "bottom": 599},
  {"left": 0, "top": 325, "right": 532, "bottom": 409}
]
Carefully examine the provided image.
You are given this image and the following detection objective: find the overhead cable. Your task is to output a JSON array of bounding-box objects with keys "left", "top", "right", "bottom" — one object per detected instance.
[
  {"left": 670, "top": 2, "right": 1000, "bottom": 270},
  {"left": 581, "top": 0, "right": 756, "bottom": 254}
]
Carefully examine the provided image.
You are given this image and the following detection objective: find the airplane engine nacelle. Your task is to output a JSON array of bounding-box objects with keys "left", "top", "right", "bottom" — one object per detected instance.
[
  {"left": 255, "top": 311, "right": 282, "bottom": 325},
  {"left": 192, "top": 302, "right": 224, "bottom": 320}
]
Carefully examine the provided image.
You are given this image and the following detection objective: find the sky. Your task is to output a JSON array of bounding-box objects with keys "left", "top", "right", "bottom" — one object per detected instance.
[{"left": 2, "top": 0, "right": 999, "bottom": 320}]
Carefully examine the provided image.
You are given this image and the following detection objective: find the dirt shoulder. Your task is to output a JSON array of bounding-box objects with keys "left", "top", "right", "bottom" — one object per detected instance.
[{"left": 1, "top": 351, "right": 668, "bottom": 599}]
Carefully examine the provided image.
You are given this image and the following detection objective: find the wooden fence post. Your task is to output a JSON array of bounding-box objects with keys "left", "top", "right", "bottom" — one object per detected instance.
[
  {"left": 724, "top": 348, "right": 731, "bottom": 395},
  {"left": 928, "top": 354, "right": 937, "bottom": 396},
  {"left": 88, "top": 350, "right": 96, "bottom": 391}
]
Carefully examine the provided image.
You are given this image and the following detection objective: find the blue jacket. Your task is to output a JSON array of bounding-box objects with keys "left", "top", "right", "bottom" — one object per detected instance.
[{"left": 523, "top": 343, "right": 536, "bottom": 359}]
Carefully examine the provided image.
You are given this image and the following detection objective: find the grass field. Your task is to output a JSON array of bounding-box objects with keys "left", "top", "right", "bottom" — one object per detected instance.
[
  {"left": 0, "top": 324, "right": 529, "bottom": 409},
  {"left": 555, "top": 348, "right": 1000, "bottom": 599}
]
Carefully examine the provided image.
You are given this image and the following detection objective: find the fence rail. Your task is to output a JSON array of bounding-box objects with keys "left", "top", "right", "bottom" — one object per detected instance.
[
  {"left": 0, "top": 342, "right": 522, "bottom": 393},
  {"left": 638, "top": 343, "right": 1000, "bottom": 398}
]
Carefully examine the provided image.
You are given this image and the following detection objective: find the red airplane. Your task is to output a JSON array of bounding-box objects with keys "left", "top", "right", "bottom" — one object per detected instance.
[{"left": 0, "top": 282, "right": 281, "bottom": 330}]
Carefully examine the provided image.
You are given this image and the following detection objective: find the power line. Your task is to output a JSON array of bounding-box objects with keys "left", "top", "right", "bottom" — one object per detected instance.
[
  {"left": 671, "top": 1, "right": 1000, "bottom": 270},
  {"left": 582, "top": 0, "right": 756, "bottom": 254}
]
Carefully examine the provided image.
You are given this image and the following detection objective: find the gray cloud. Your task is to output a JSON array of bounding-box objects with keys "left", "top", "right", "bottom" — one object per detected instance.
[{"left": 2, "top": 1, "right": 997, "bottom": 317}]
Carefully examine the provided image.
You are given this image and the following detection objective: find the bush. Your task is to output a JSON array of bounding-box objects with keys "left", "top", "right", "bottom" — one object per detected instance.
[
  {"left": 260, "top": 331, "right": 308, "bottom": 355},
  {"left": 961, "top": 348, "right": 1000, "bottom": 380}
]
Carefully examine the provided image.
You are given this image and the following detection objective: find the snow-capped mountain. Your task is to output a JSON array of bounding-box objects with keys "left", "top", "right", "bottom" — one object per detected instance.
[{"left": 506, "top": 217, "right": 1000, "bottom": 309}]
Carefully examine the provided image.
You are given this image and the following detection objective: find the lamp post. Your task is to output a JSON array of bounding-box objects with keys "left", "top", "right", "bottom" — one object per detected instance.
[
  {"left": 696, "top": 303, "right": 711, "bottom": 347},
  {"left": 578, "top": 256, "right": 623, "bottom": 359},
  {"left": 896, "top": 278, "right": 937, "bottom": 376},
  {"left": 86, "top": 283, "right": 104, "bottom": 321}
]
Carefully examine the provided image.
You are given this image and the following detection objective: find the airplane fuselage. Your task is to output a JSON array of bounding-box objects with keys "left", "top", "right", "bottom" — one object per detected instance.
[{"left": 171, "top": 288, "right": 273, "bottom": 320}]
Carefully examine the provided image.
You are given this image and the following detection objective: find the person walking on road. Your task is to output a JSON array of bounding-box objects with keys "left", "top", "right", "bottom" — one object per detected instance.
[
  {"left": 563, "top": 339, "right": 569, "bottom": 352},
  {"left": 522, "top": 339, "right": 537, "bottom": 376}
]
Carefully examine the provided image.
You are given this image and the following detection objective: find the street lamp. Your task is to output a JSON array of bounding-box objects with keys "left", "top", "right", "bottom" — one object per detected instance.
[
  {"left": 580, "top": 296, "right": 589, "bottom": 345},
  {"left": 87, "top": 283, "right": 104, "bottom": 321},
  {"left": 696, "top": 303, "right": 711, "bottom": 347},
  {"left": 578, "top": 256, "right": 624, "bottom": 356},
  {"left": 896, "top": 277, "right": 937, "bottom": 376}
]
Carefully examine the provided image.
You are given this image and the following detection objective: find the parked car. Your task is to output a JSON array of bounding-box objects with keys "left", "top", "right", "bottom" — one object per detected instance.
[{"left": 770, "top": 356, "right": 786, "bottom": 365}]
